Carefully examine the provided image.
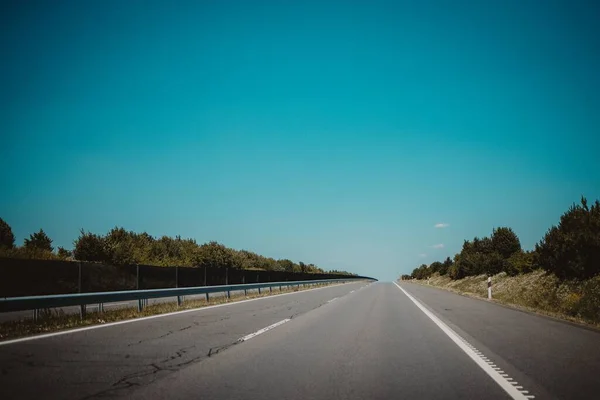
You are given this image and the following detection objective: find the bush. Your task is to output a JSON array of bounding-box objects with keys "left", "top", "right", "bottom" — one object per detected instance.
[
  {"left": 491, "top": 227, "right": 521, "bottom": 258},
  {"left": 506, "top": 251, "right": 535, "bottom": 276},
  {"left": 536, "top": 197, "right": 600, "bottom": 280},
  {"left": 73, "top": 230, "right": 108, "bottom": 262},
  {"left": 24, "top": 229, "right": 53, "bottom": 252},
  {"left": 0, "top": 218, "right": 15, "bottom": 249}
]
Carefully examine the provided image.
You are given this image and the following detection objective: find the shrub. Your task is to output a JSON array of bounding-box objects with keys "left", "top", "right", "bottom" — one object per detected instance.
[
  {"left": 536, "top": 197, "right": 600, "bottom": 279},
  {"left": 0, "top": 218, "right": 15, "bottom": 249}
]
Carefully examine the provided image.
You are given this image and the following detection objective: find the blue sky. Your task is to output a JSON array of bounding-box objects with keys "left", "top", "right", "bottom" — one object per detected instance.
[{"left": 1, "top": 1, "right": 599, "bottom": 280}]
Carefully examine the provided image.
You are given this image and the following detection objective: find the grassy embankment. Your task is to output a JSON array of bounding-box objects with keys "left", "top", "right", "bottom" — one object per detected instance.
[
  {"left": 411, "top": 270, "right": 600, "bottom": 328},
  {"left": 0, "top": 282, "right": 338, "bottom": 342}
]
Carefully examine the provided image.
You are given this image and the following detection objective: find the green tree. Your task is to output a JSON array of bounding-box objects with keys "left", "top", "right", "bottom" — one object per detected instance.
[
  {"left": 411, "top": 264, "right": 431, "bottom": 280},
  {"left": 491, "top": 227, "right": 521, "bottom": 259},
  {"left": 506, "top": 250, "right": 535, "bottom": 276},
  {"left": 57, "top": 247, "right": 73, "bottom": 259},
  {"left": 196, "top": 241, "right": 235, "bottom": 269},
  {"left": 0, "top": 218, "right": 15, "bottom": 249},
  {"left": 24, "top": 229, "right": 53, "bottom": 252},
  {"left": 73, "top": 230, "right": 107, "bottom": 262},
  {"left": 299, "top": 261, "right": 307, "bottom": 273},
  {"left": 439, "top": 257, "right": 453, "bottom": 275},
  {"left": 104, "top": 227, "right": 138, "bottom": 265},
  {"left": 535, "top": 197, "right": 600, "bottom": 279},
  {"left": 429, "top": 261, "right": 443, "bottom": 274},
  {"left": 277, "top": 259, "right": 295, "bottom": 273}
]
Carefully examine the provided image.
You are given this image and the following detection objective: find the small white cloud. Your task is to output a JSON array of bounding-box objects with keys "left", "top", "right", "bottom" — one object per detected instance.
[
  {"left": 419, "top": 253, "right": 427, "bottom": 258},
  {"left": 432, "top": 244, "right": 444, "bottom": 249},
  {"left": 434, "top": 223, "right": 449, "bottom": 228}
]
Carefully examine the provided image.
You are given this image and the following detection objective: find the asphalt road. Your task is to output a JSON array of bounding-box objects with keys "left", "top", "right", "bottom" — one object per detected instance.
[{"left": 1, "top": 281, "right": 599, "bottom": 399}]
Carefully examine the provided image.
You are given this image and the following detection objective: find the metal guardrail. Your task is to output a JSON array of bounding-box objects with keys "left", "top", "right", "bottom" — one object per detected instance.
[{"left": 0, "top": 278, "right": 365, "bottom": 319}]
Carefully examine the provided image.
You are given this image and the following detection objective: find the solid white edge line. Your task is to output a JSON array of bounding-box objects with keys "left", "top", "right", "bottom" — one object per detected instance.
[
  {"left": 393, "top": 282, "right": 530, "bottom": 400},
  {"left": 0, "top": 282, "right": 357, "bottom": 347},
  {"left": 237, "top": 319, "right": 290, "bottom": 342}
]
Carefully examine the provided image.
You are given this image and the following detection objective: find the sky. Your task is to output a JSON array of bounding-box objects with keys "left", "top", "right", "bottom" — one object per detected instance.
[{"left": 1, "top": 0, "right": 599, "bottom": 281}]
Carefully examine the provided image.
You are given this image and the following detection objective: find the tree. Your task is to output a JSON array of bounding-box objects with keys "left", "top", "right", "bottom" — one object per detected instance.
[
  {"left": 491, "top": 227, "right": 521, "bottom": 259},
  {"left": 24, "top": 229, "right": 53, "bottom": 252},
  {"left": 299, "top": 261, "right": 307, "bottom": 273},
  {"left": 73, "top": 230, "right": 107, "bottom": 262},
  {"left": 0, "top": 218, "right": 15, "bottom": 249},
  {"left": 57, "top": 247, "right": 73, "bottom": 259},
  {"left": 277, "top": 259, "right": 295, "bottom": 273},
  {"left": 411, "top": 264, "right": 431, "bottom": 280},
  {"left": 536, "top": 197, "right": 600, "bottom": 279},
  {"left": 429, "top": 261, "right": 443, "bottom": 274},
  {"left": 506, "top": 250, "right": 535, "bottom": 276},
  {"left": 439, "top": 257, "right": 453, "bottom": 275},
  {"left": 196, "top": 241, "right": 235, "bottom": 269},
  {"left": 103, "top": 227, "right": 139, "bottom": 265}
]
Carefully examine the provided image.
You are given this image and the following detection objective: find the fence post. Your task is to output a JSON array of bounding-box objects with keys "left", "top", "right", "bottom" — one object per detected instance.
[
  {"left": 78, "top": 262, "right": 82, "bottom": 293},
  {"left": 176, "top": 266, "right": 182, "bottom": 306},
  {"left": 136, "top": 264, "right": 144, "bottom": 312},
  {"left": 226, "top": 268, "right": 230, "bottom": 299},
  {"left": 79, "top": 262, "right": 85, "bottom": 319},
  {"left": 488, "top": 276, "right": 492, "bottom": 300}
]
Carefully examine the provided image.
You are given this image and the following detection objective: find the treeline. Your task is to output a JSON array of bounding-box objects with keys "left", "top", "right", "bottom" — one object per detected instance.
[
  {"left": 0, "top": 221, "right": 356, "bottom": 276},
  {"left": 402, "top": 197, "right": 600, "bottom": 281}
]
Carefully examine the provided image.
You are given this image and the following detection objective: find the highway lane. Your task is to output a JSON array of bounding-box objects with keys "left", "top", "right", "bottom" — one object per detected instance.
[
  {"left": 0, "top": 281, "right": 367, "bottom": 400},
  {"left": 2, "top": 280, "right": 599, "bottom": 399},
  {"left": 125, "top": 281, "right": 515, "bottom": 400},
  {"left": 398, "top": 282, "right": 600, "bottom": 400}
]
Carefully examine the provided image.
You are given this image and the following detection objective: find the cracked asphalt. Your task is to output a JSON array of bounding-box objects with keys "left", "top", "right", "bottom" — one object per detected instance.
[
  {"left": 3, "top": 281, "right": 599, "bottom": 399},
  {"left": 0, "top": 281, "right": 366, "bottom": 400}
]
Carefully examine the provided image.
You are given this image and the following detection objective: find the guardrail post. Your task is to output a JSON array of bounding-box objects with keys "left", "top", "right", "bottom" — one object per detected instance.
[
  {"left": 80, "top": 304, "right": 86, "bottom": 319},
  {"left": 138, "top": 299, "right": 143, "bottom": 312},
  {"left": 269, "top": 285, "right": 272, "bottom": 293},
  {"left": 243, "top": 275, "right": 247, "bottom": 296},
  {"left": 99, "top": 303, "right": 104, "bottom": 314},
  {"left": 33, "top": 309, "right": 39, "bottom": 322},
  {"left": 258, "top": 287, "right": 261, "bottom": 295},
  {"left": 206, "top": 292, "right": 209, "bottom": 303}
]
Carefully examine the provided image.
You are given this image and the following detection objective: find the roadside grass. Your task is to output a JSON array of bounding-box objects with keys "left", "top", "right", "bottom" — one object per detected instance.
[
  {"left": 413, "top": 270, "right": 600, "bottom": 328},
  {"left": 0, "top": 283, "right": 334, "bottom": 342}
]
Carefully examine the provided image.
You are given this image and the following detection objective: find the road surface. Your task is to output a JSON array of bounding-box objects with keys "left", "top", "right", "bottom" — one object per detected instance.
[{"left": 1, "top": 281, "right": 599, "bottom": 399}]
